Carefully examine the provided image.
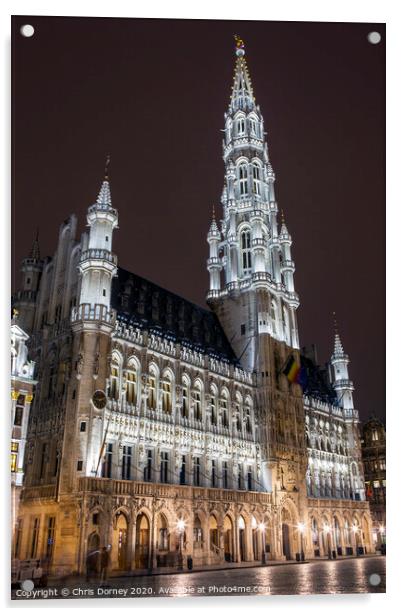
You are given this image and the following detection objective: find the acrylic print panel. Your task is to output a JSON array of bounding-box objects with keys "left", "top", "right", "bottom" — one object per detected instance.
[{"left": 11, "top": 16, "right": 385, "bottom": 600}]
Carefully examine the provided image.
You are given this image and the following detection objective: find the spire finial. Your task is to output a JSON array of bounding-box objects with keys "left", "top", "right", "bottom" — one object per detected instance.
[
  {"left": 234, "top": 34, "right": 245, "bottom": 57},
  {"left": 281, "top": 209, "right": 285, "bottom": 225},
  {"left": 104, "top": 154, "right": 111, "bottom": 180},
  {"left": 29, "top": 228, "right": 40, "bottom": 260},
  {"left": 333, "top": 311, "right": 338, "bottom": 336},
  {"left": 212, "top": 204, "right": 216, "bottom": 221}
]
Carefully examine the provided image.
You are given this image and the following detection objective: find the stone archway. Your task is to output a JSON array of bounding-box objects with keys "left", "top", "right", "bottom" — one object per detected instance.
[
  {"left": 281, "top": 508, "right": 293, "bottom": 560},
  {"left": 135, "top": 513, "right": 150, "bottom": 569},
  {"left": 238, "top": 515, "right": 246, "bottom": 561},
  {"left": 209, "top": 514, "right": 219, "bottom": 558},
  {"left": 112, "top": 512, "right": 129, "bottom": 571},
  {"left": 223, "top": 515, "right": 234, "bottom": 562}
]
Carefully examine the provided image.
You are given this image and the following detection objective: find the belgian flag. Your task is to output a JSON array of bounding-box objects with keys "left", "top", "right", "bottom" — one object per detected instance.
[{"left": 283, "top": 355, "right": 301, "bottom": 383}]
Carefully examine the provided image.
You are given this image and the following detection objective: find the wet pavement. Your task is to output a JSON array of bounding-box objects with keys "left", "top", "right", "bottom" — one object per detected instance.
[{"left": 12, "top": 555, "right": 385, "bottom": 600}]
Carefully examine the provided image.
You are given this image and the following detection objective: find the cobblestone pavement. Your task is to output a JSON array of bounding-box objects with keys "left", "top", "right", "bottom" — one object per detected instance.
[{"left": 12, "top": 555, "right": 385, "bottom": 600}]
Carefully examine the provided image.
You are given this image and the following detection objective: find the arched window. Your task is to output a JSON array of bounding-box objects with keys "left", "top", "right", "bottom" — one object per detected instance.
[
  {"left": 244, "top": 401, "right": 252, "bottom": 433},
  {"left": 283, "top": 306, "right": 291, "bottom": 345},
  {"left": 110, "top": 362, "right": 120, "bottom": 401},
  {"left": 240, "top": 230, "right": 252, "bottom": 273},
  {"left": 220, "top": 391, "right": 229, "bottom": 428},
  {"left": 126, "top": 366, "right": 138, "bottom": 405},
  {"left": 237, "top": 116, "right": 245, "bottom": 136},
  {"left": 147, "top": 366, "right": 158, "bottom": 410},
  {"left": 252, "top": 163, "right": 262, "bottom": 195},
  {"left": 193, "top": 515, "right": 203, "bottom": 545},
  {"left": 210, "top": 385, "right": 218, "bottom": 425},
  {"left": 238, "top": 164, "right": 248, "bottom": 196},
  {"left": 271, "top": 300, "right": 278, "bottom": 335},
  {"left": 249, "top": 117, "right": 258, "bottom": 137},
  {"left": 161, "top": 371, "right": 172, "bottom": 413},
  {"left": 182, "top": 375, "right": 190, "bottom": 418},
  {"left": 193, "top": 380, "right": 202, "bottom": 421}
]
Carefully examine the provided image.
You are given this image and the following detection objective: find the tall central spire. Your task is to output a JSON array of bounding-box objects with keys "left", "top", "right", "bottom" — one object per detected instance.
[{"left": 206, "top": 40, "right": 300, "bottom": 367}]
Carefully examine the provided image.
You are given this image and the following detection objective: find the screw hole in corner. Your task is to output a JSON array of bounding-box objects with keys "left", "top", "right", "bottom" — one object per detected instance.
[
  {"left": 367, "top": 31, "right": 381, "bottom": 45},
  {"left": 20, "top": 24, "right": 35, "bottom": 38}
]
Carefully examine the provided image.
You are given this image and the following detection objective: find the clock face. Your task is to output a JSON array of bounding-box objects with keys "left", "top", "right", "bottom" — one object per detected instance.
[{"left": 92, "top": 389, "right": 107, "bottom": 409}]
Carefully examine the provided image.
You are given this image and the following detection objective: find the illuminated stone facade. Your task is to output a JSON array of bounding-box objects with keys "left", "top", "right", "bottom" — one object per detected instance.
[{"left": 12, "top": 42, "right": 374, "bottom": 578}]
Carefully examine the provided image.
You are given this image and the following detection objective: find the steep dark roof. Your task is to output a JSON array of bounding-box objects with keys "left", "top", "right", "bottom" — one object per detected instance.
[
  {"left": 300, "top": 354, "right": 338, "bottom": 405},
  {"left": 111, "top": 267, "right": 239, "bottom": 364}
]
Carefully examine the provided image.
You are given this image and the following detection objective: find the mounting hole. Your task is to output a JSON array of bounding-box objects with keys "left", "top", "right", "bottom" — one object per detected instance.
[
  {"left": 369, "top": 573, "right": 381, "bottom": 586},
  {"left": 367, "top": 31, "right": 381, "bottom": 45},
  {"left": 20, "top": 24, "right": 35, "bottom": 38},
  {"left": 21, "top": 579, "right": 34, "bottom": 591}
]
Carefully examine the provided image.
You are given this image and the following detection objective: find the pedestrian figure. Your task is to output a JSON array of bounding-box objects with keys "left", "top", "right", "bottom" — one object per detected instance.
[
  {"left": 86, "top": 550, "right": 99, "bottom": 583},
  {"left": 99, "top": 546, "right": 110, "bottom": 585}
]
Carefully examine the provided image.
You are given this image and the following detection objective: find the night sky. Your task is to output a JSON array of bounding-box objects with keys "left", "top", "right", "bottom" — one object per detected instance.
[{"left": 12, "top": 17, "right": 385, "bottom": 422}]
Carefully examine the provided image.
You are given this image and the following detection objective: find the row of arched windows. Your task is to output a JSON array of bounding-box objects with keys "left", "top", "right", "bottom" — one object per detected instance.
[
  {"left": 108, "top": 355, "right": 254, "bottom": 431},
  {"left": 237, "top": 162, "right": 263, "bottom": 197},
  {"left": 226, "top": 114, "right": 262, "bottom": 142}
]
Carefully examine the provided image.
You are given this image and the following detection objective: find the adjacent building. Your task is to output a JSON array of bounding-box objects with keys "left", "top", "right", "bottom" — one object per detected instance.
[
  {"left": 11, "top": 39, "right": 374, "bottom": 577},
  {"left": 361, "top": 417, "right": 386, "bottom": 550}
]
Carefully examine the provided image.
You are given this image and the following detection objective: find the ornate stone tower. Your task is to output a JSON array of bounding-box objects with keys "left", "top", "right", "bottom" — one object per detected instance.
[
  {"left": 60, "top": 164, "right": 119, "bottom": 493},
  {"left": 13, "top": 232, "right": 43, "bottom": 334},
  {"left": 207, "top": 38, "right": 306, "bottom": 500}
]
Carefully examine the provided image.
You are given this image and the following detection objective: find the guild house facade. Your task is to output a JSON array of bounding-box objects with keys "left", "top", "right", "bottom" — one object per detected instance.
[{"left": 12, "top": 39, "right": 374, "bottom": 577}]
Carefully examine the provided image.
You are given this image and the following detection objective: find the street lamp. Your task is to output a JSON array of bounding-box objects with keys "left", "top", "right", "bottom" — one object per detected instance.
[
  {"left": 297, "top": 522, "right": 305, "bottom": 562},
  {"left": 177, "top": 519, "right": 185, "bottom": 571},
  {"left": 258, "top": 522, "right": 266, "bottom": 565}
]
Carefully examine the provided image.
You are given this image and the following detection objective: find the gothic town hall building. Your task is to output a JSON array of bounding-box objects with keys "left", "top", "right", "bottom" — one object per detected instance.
[{"left": 12, "top": 42, "right": 374, "bottom": 577}]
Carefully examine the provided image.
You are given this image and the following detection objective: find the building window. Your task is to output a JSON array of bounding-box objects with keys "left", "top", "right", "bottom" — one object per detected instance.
[
  {"left": 77, "top": 460, "right": 83, "bottom": 471},
  {"left": 182, "top": 378, "right": 189, "bottom": 418},
  {"left": 102, "top": 443, "right": 113, "bottom": 478},
  {"left": 237, "top": 117, "right": 245, "bottom": 135},
  {"left": 148, "top": 373, "right": 157, "bottom": 410},
  {"left": 45, "top": 516, "right": 56, "bottom": 560},
  {"left": 194, "top": 383, "right": 202, "bottom": 421},
  {"left": 241, "top": 323, "right": 246, "bottom": 336},
  {"left": 180, "top": 455, "right": 186, "bottom": 485},
  {"left": 14, "top": 519, "right": 23, "bottom": 558},
  {"left": 379, "top": 459, "right": 386, "bottom": 470},
  {"left": 372, "top": 429, "right": 379, "bottom": 441},
  {"left": 210, "top": 389, "right": 217, "bottom": 425},
  {"left": 126, "top": 370, "right": 137, "bottom": 405},
  {"left": 211, "top": 460, "right": 217, "bottom": 487},
  {"left": 80, "top": 421, "right": 86, "bottom": 432},
  {"left": 223, "top": 461, "right": 228, "bottom": 489},
  {"left": 193, "top": 515, "right": 203, "bottom": 545},
  {"left": 160, "top": 452, "right": 168, "bottom": 483},
  {"left": 238, "top": 466, "right": 244, "bottom": 490},
  {"left": 53, "top": 449, "right": 60, "bottom": 477},
  {"left": 122, "top": 445, "right": 132, "bottom": 480},
  {"left": 110, "top": 367, "right": 119, "bottom": 400},
  {"left": 193, "top": 457, "right": 201, "bottom": 486},
  {"left": 11, "top": 442, "right": 19, "bottom": 473},
  {"left": 161, "top": 375, "right": 172, "bottom": 413},
  {"left": 252, "top": 163, "right": 262, "bottom": 195},
  {"left": 241, "top": 230, "right": 252, "bottom": 273},
  {"left": 247, "top": 466, "right": 253, "bottom": 490},
  {"left": 14, "top": 394, "right": 25, "bottom": 426},
  {"left": 221, "top": 394, "right": 229, "bottom": 427},
  {"left": 39, "top": 443, "right": 48, "bottom": 479},
  {"left": 238, "top": 164, "right": 248, "bottom": 196},
  {"left": 30, "top": 517, "right": 40, "bottom": 559},
  {"left": 144, "top": 450, "right": 152, "bottom": 482}
]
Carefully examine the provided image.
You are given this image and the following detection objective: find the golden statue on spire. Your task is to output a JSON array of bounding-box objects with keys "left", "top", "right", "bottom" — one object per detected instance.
[{"left": 234, "top": 35, "right": 245, "bottom": 56}]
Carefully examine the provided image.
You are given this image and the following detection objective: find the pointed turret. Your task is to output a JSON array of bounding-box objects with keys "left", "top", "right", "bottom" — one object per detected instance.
[
  {"left": 29, "top": 229, "right": 41, "bottom": 260},
  {"left": 73, "top": 158, "right": 118, "bottom": 326},
  {"left": 207, "top": 206, "right": 222, "bottom": 295},
  {"left": 330, "top": 314, "right": 354, "bottom": 410}
]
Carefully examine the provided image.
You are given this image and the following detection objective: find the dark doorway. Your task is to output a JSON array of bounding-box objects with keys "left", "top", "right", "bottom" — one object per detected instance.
[{"left": 282, "top": 523, "right": 291, "bottom": 560}]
